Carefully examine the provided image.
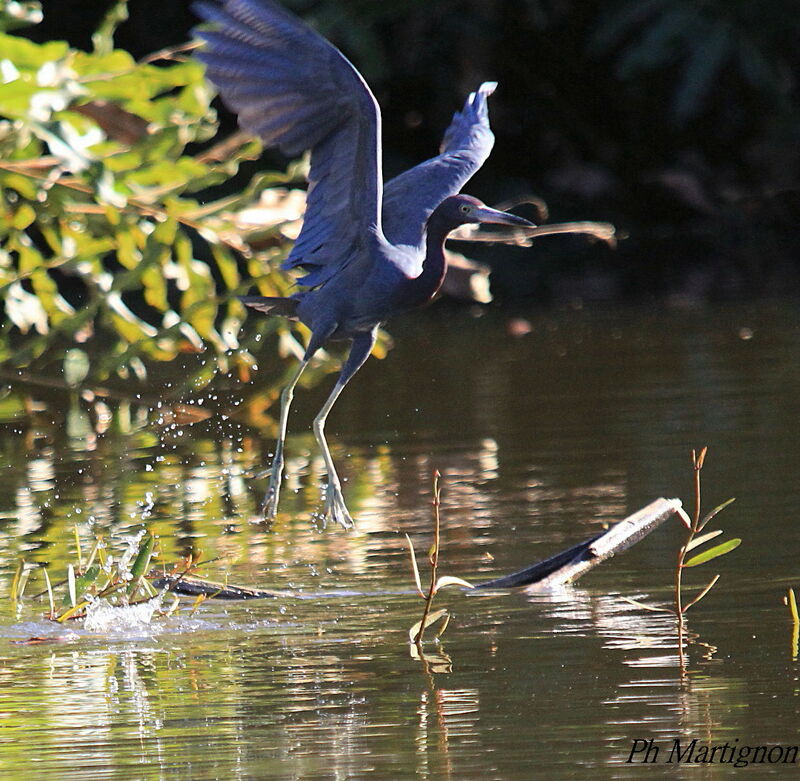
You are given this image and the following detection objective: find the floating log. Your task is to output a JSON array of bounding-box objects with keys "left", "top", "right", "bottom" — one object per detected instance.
[
  {"left": 473, "top": 497, "right": 683, "bottom": 592},
  {"left": 151, "top": 576, "right": 283, "bottom": 600}
]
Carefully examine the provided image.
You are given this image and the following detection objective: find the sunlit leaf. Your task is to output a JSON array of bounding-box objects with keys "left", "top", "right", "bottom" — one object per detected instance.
[
  {"left": 72, "top": 564, "right": 101, "bottom": 600},
  {"left": 141, "top": 265, "right": 169, "bottom": 311},
  {"left": 42, "top": 566, "right": 54, "bottom": 618},
  {"left": 618, "top": 594, "right": 674, "bottom": 613},
  {"left": 63, "top": 348, "right": 90, "bottom": 387},
  {"left": 683, "top": 538, "right": 741, "bottom": 568},
  {"left": 683, "top": 574, "right": 721, "bottom": 612},
  {"left": 0, "top": 1, "right": 43, "bottom": 32},
  {"left": 404, "top": 534, "right": 424, "bottom": 598},
  {"left": 106, "top": 292, "right": 158, "bottom": 342},
  {"left": 674, "top": 505, "right": 692, "bottom": 529},
  {"left": 0, "top": 392, "right": 25, "bottom": 422},
  {"left": 210, "top": 244, "right": 240, "bottom": 290},
  {"left": 0, "top": 32, "right": 68, "bottom": 69},
  {"left": 11, "top": 559, "right": 24, "bottom": 604},
  {"left": 788, "top": 588, "right": 799, "bottom": 625},
  {"left": 0, "top": 22, "right": 308, "bottom": 392},
  {"left": 434, "top": 611, "right": 451, "bottom": 639},
  {"left": 409, "top": 608, "right": 448, "bottom": 644},
  {"left": 55, "top": 600, "right": 90, "bottom": 623},
  {"left": 433, "top": 575, "right": 475, "bottom": 594},
  {"left": 698, "top": 497, "right": 736, "bottom": 531},
  {"left": 189, "top": 593, "right": 208, "bottom": 617},
  {"left": 128, "top": 533, "right": 154, "bottom": 594},
  {"left": 0, "top": 171, "right": 39, "bottom": 199},
  {"left": 91, "top": 0, "right": 128, "bottom": 57},
  {"left": 5, "top": 280, "right": 48, "bottom": 334},
  {"left": 12, "top": 202, "right": 35, "bottom": 230},
  {"left": 67, "top": 563, "right": 77, "bottom": 608},
  {"left": 685, "top": 528, "right": 722, "bottom": 553}
]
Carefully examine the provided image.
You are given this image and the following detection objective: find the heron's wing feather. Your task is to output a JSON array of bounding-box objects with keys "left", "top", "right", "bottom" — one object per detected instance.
[
  {"left": 194, "top": 0, "right": 382, "bottom": 287},
  {"left": 382, "top": 82, "right": 496, "bottom": 247}
]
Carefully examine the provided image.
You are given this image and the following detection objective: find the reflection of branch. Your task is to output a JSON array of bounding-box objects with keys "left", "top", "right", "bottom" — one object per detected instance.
[{"left": 0, "top": 368, "right": 212, "bottom": 423}]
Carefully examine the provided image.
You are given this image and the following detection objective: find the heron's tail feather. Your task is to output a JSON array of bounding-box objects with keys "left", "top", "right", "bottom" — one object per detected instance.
[{"left": 239, "top": 295, "right": 299, "bottom": 320}]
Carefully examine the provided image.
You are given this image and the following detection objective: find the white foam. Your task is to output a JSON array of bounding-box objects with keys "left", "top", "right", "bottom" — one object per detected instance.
[{"left": 83, "top": 595, "right": 162, "bottom": 633}]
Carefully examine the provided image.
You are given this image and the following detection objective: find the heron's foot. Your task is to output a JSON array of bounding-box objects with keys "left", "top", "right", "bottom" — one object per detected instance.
[
  {"left": 321, "top": 483, "right": 354, "bottom": 529},
  {"left": 260, "top": 459, "right": 283, "bottom": 522}
]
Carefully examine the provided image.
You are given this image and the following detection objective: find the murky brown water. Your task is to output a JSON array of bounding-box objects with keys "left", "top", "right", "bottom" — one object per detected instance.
[{"left": 2, "top": 299, "right": 800, "bottom": 779}]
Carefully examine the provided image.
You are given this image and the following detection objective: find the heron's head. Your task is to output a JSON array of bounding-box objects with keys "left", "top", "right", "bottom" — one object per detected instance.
[{"left": 437, "top": 194, "right": 535, "bottom": 230}]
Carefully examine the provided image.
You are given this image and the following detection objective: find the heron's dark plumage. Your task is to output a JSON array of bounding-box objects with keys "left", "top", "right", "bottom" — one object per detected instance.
[{"left": 193, "top": 0, "right": 533, "bottom": 526}]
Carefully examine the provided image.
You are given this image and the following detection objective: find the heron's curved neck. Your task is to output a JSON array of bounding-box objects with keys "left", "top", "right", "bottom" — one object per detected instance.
[{"left": 414, "top": 211, "right": 457, "bottom": 297}]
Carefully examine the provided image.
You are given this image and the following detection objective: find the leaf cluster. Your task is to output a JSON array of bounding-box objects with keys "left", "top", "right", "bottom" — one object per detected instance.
[{"left": 0, "top": 1, "right": 304, "bottom": 390}]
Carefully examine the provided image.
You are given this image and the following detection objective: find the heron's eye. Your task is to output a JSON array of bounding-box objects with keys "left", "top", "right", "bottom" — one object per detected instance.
[{"left": 460, "top": 204, "right": 471, "bottom": 214}]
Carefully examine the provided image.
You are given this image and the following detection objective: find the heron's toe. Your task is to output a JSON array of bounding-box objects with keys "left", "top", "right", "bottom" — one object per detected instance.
[
  {"left": 260, "top": 465, "right": 283, "bottom": 521},
  {"left": 261, "top": 489, "right": 280, "bottom": 522},
  {"left": 323, "top": 486, "right": 354, "bottom": 529}
]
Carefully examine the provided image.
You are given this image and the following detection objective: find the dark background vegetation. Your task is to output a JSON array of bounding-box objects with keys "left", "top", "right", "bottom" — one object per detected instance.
[{"left": 22, "top": 0, "right": 800, "bottom": 304}]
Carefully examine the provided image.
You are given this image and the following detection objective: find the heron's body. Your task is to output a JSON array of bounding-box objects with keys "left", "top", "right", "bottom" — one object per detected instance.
[
  {"left": 260, "top": 203, "right": 465, "bottom": 339},
  {"left": 194, "top": 0, "right": 532, "bottom": 526}
]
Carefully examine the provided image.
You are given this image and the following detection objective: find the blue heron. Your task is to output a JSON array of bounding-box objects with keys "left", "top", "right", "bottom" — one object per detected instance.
[{"left": 194, "top": 0, "right": 533, "bottom": 527}]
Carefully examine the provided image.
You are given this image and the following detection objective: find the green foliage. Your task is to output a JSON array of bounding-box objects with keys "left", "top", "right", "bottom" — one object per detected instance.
[
  {"left": 0, "top": 1, "right": 303, "bottom": 390},
  {"left": 683, "top": 537, "right": 741, "bottom": 568}
]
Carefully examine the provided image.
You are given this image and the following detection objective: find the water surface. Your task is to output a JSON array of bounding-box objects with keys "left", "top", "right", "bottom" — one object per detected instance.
[{"left": 2, "top": 300, "right": 799, "bottom": 779}]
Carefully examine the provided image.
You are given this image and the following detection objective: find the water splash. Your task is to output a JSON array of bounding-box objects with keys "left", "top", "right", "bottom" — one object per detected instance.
[
  {"left": 83, "top": 595, "right": 162, "bottom": 633},
  {"left": 116, "top": 529, "right": 147, "bottom": 581}
]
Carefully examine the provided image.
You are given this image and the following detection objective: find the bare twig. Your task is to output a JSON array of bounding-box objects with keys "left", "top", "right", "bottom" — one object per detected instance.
[{"left": 415, "top": 470, "right": 442, "bottom": 647}]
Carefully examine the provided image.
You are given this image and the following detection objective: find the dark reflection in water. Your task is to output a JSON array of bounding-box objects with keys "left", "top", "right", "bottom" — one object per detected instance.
[{"left": 1, "top": 300, "right": 800, "bottom": 778}]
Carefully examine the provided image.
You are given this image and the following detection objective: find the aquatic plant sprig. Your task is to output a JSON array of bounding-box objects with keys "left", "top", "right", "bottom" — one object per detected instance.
[
  {"left": 17, "top": 529, "right": 160, "bottom": 621},
  {"left": 405, "top": 471, "right": 474, "bottom": 650},
  {"left": 10, "top": 521, "right": 248, "bottom": 629},
  {"left": 54, "top": 529, "right": 160, "bottom": 623},
  {"left": 674, "top": 448, "right": 740, "bottom": 629},
  {"left": 619, "top": 447, "right": 739, "bottom": 664}
]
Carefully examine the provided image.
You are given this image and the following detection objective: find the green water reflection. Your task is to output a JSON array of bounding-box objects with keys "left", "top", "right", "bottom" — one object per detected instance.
[{"left": 2, "top": 300, "right": 800, "bottom": 778}]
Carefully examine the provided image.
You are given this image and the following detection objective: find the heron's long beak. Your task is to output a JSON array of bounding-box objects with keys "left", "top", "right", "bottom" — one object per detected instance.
[{"left": 474, "top": 206, "right": 535, "bottom": 228}]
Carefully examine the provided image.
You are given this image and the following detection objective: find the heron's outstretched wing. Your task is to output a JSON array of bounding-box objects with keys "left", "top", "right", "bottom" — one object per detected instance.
[
  {"left": 381, "top": 82, "right": 496, "bottom": 247},
  {"left": 194, "top": 0, "right": 382, "bottom": 287}
]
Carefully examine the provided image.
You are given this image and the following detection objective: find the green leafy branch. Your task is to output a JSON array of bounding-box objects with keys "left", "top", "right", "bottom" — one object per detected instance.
[
  {"left": 673, "top": 447, "right": 740, "bottom": 625},
  {"left": 0, "top": 0, "right": 309, "bottom": 392},
  {"left": 621, "top": 447, "right": 739, "bottom": 665}
]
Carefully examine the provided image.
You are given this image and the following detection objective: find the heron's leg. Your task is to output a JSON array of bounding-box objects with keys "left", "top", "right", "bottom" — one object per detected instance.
[
  {"left": 261, "top": 356, "right": 311, "bottom": 521},
  {"left": 313, "top": 329, "right": 377, "bottom": 528}
]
